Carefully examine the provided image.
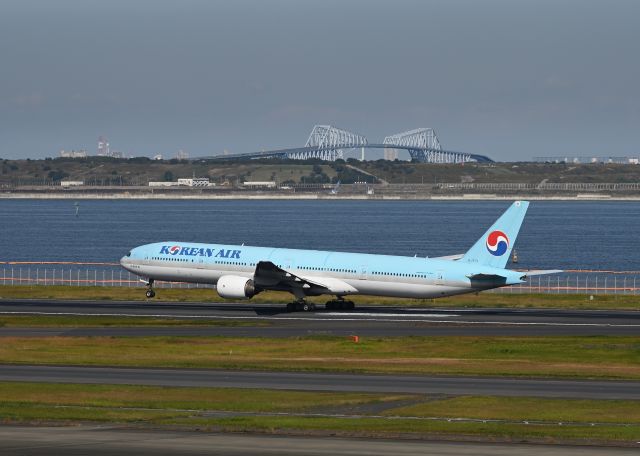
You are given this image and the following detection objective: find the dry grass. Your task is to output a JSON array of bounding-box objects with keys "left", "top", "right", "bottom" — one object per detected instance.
[
  {"left": 0, "top": 382, "right": 402, "bottom": 413},
  {"left": 1, "top": 285, "right": 638, "bottom": 310},
  {"left": 167, "top": 415, "right": 640, "bottom": 442},
  {"left": 2, "top": 382, "right": 640, "bottom": 443},
  {"left": 387, "top": 396, "right": 640, "bottom": 423},
  {"left": 1, "top": 335, "right": 639, "bottom": 379}
]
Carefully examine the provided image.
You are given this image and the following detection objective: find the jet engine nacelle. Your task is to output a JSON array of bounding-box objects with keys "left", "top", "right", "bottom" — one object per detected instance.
[{"left": 216, "top": 275, "right": 257, "bottom": 299}]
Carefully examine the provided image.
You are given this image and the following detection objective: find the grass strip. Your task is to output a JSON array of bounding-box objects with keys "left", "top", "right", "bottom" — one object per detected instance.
[
  {"left": 385, "top": 396, "right": 640, "bottom": 424},
  {"left": 1, "top": 285, "right": 638, "bottom": 310},
  {"left": 1, "top": 382, "right": 639, "bottom": 443},
  {"left": 0, "top": 382, "right": 404, "bottom": 413},
  {"left": 1, "top": 335, "right": 639, "bottom": 379},
  {"left": 163, "top": 415, "right": 640, "bottom": 442},
  {"left": 0, "top": 402, "right": 192, "bottom": 423},
  {"left": 3, "top": 404, "right": 639, "bottom": 442}
]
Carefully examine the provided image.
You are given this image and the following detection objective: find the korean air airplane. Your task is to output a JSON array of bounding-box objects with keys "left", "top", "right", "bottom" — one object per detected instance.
[{"left": 120, "top": 201, "right": 560, "bottom": 311}]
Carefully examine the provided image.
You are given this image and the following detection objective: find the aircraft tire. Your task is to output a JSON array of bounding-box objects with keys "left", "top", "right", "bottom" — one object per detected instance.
[{"left": 145, "top": 290, "right": 155, "bottom": 298}]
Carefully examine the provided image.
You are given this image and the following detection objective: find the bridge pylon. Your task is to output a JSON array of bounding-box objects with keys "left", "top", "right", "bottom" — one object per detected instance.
[
  {"left": 383, "top": 128, "right": 441, "bottom": 151},
  {"left": 286, "top": 125, "right": 368, "bottom": 161},
  {"left": 383, "top": 128, "right": 471, "bottom": 163}
]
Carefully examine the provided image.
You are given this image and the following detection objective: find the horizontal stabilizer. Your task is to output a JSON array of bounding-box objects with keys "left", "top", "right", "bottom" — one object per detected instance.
[
  {"left": 434, "top": 253, "right": 464, "bottom": 261},
  {"left": 520, "top": 269, "right": 563, "bottom": 277}
]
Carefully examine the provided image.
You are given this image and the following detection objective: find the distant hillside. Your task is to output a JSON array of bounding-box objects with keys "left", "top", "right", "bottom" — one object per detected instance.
[
  {"left": 357, "top": 161, "right": 640, "bottom": 184},
  {"left": 1, "top": 157, "right": 639, "bottom": 186}
]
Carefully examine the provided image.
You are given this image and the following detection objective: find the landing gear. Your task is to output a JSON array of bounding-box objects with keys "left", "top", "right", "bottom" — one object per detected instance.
[
  {"left": 145, "top": 279, "right": 156, "bottom": 299},
  {"left": 286, "top": 300, "right": 316, "bottom": 312},
  {"left": 325, "top": 298, "right": 355, "bottom": 310}
]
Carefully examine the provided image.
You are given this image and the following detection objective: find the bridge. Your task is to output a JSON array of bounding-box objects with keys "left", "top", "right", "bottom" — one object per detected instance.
[{"left": 207, "top": 125, "right": 493, "bottom": 163}]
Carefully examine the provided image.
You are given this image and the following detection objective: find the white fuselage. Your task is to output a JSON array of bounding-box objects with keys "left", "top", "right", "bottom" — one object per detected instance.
[{"left": 120, "top": 242, "right": 521, "bottom": 299}]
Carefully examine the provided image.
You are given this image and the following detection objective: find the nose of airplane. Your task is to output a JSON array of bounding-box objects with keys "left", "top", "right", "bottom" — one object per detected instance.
[
  {"left": 120, "top": 249, "right": 135, "bottom": 271},
  {"left": 120, "top": 256, "right": 135, "bottom": 274},
  {"left": 120, "top": 255, "right": 132, "bottom": 270}
]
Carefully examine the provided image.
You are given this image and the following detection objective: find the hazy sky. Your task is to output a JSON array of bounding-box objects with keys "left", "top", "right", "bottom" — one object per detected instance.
[{"left": 1, "top": 0, "right": 638, "bottom": 161}]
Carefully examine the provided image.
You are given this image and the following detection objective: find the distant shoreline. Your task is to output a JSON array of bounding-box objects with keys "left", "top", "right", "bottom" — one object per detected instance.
[{"left": 1, "top": 191, "right": 640, "bottom": 201}]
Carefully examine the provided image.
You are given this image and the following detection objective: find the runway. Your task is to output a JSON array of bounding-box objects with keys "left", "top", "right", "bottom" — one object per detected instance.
[
  {"left": 2, "top": 426, "right": 637, "bottom": 456},
  {"left": 2, "top": 364, "right": 640, "bottom": 399},
  {"left": 1, "top": 299, "right": 639, "bottom": 337},
  {"left": 2, "top": 300, "right": 640, "bottom": 453}
]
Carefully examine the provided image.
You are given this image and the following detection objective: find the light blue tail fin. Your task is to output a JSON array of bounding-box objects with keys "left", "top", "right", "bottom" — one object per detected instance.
[{"left": 461, "top": 201, "right": 529, "bottom": 268}]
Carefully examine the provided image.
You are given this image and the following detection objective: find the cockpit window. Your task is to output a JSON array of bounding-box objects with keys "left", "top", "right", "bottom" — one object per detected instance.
[{"left": 127, "top": 251, "right": 131, "bottom": 257}]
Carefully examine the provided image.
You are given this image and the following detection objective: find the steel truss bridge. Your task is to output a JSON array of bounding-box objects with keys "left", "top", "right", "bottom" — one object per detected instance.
[{"left": 208, "top": 125, "right": 493, "bottom": 163}]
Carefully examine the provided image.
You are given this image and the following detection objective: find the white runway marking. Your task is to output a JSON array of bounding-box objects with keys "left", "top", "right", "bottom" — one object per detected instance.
[
  {"left": 1, "top": 310, "right": 640, "bottom": 327},
  {"left": 325, "top": 312, "right": 460, "bottom": 318}
]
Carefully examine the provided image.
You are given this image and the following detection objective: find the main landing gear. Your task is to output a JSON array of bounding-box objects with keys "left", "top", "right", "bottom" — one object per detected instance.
[
  {"left": 145, "top": 279, "right": 156, "bottom": 298},
  {"left": 286, "top": 300, "right": 315, "bottom": 312},
  {"left": 325, "top": 298, "right": 355, "bottom": 310},
  {"left": 284, "top": 298, "right": 355, "bottom": 312}
]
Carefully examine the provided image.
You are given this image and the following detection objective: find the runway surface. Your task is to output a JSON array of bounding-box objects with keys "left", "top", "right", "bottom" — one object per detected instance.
[
  {"left": 1, "top": 299, "right": 639, "bottom": 337},
  {"left": 1, "top": 426, "right": 637, "bottom": 455},
  {"left": 2, "top": 364, "right": 640, "bottom": 399}
]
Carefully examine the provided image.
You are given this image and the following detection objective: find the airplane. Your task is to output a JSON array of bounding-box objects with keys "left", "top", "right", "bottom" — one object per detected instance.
[
  {"left": 330, "top": 180, "right": 341, "bottom": 194},
  {"left": 120, "top": 201, "right": 560, "bottom": 311}
]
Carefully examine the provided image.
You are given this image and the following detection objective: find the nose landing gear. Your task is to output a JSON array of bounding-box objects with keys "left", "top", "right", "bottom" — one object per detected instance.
[
  {"left": 286, "top": 299, "right": 316, "bottom": 312},
  {"left": 145, "top": 279, "right": 156, "bottom": 298}
]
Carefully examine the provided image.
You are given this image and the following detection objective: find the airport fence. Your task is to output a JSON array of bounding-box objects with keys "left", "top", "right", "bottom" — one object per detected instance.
[
  {"left": 432, "top": 182, "right": 640, "bottom": 192},
  {"left": 0, "top": 262, "right": 639, "bottom": 296},
  {"left": 0, "top": 263, "right": 207, "bottom": 289},
  {"left": 488, "top": 272, "right": 640, "bottom": 296}
]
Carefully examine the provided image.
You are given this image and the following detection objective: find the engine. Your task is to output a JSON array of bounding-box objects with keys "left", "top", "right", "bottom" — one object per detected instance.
[{"left": 216, "top": 275, "right": 258, "bottom": 299}]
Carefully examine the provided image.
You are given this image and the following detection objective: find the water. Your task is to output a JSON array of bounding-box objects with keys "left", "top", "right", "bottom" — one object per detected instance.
[{"left": 0, "top": 199, "right": 639, "bottom": 272}]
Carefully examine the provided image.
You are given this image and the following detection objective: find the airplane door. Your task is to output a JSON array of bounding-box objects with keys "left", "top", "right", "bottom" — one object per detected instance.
[
  {"left": 360, "top": 264, "right": 368, "bottom": 280},
  {"left": 436, "top": 270, "right": 444, "bottom": 285}
]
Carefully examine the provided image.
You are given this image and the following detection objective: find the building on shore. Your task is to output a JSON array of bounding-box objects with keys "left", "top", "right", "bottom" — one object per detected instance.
[
  {"left": 242, "top": 181, "right": 276, "bottom": 188},
  {"left": 148, "top": 181, "right": 180, "bottom": 187},
  {"left": 383, "top": 148, "right": 399, "bottom": 161},
  {"left": 97, "top": 136, "right": 110, "bottom": 156},
  {"left": 533, "top": 156, "right": 640, "bottom": 164},
  {"left": 60, "top": 181, "right": 84, "bottom": 187},
  {"left": 178, "top": 178, "right": 211, "bottom": 187},
  {"left": 149, "top": 178, "right": 213, "bottom": 188},
  {"left": 59, "top": 150, "right": 87, "bottom": 158},
  {"left": 96, "top": 136, "right": 124, "bottom": 158}
]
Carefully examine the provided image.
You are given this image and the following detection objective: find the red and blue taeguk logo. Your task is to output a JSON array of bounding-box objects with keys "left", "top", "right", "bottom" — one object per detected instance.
[
  {"left": 169, "top": 245, "right": 181, "bottom": 255},
  {"left": 486, "top": 230, "right": 509, "bottom": 256}
]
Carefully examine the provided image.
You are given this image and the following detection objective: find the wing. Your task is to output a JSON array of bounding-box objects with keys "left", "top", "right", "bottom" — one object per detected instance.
[{"left": 254, "top": 261, "right": 357, "bottom": 294}]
